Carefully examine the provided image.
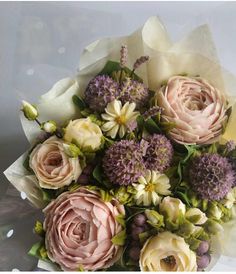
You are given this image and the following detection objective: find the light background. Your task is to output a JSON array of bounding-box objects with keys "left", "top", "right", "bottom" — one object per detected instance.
[{"left": 0, "top": 1, "right": 236, "bottom": 271}]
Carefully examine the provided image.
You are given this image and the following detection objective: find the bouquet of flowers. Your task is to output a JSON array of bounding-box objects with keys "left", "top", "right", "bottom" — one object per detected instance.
[{"left": 4, "top": 17, "right": 236, "bottom": 272}]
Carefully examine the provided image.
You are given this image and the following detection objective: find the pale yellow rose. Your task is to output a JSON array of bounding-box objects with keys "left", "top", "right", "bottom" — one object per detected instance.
[
  {"left": 140, "top": 231, "right": 197, "bottom": 271},
  {"left": 29, "top": 136, "right": 82, "bottom": 189},
  {"left": 63, "top": 118, "right": 103, "bottom": 151},
  {"left": 159, "top": 196, "right": 186, "bottom": 222}
]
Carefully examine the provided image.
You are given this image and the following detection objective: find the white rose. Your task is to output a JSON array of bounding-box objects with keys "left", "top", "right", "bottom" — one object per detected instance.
[
  {"left": 63, "top": 118, "right": 103, "bottom": 151},
  {"left": 159, "top": 196, "right": 186, "bottom": 222},
  {"left": 29, "top": 136, "right": 82, "bottom": 189},
  {"left": 186, "top": 208, "right": 208, "bottom": 225},
  {"left": 140, "top": 231, "right": 197, "bottom": 271}
]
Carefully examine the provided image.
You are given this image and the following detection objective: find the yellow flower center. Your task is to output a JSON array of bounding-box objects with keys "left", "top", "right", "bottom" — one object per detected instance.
[
  {"left": 145, "top": 182, "right": 155, "bottom": 192},
  {"left": 115, "top": 115, "right": 126, "bottom": 125}
]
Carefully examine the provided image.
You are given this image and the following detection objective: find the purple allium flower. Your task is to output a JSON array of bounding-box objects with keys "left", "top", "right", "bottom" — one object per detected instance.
[
  {"left": 119, "top": 78, "right": 149, "bottom": 109},
  {"left": 102, "top": 140, "right": 145, "bottom": 186},
  {"left": 133, "top": 56, "right": 149, "bottom": 71},
  {"left": 227, "top": 156, "right": 236, "bottom": 186},
  {"left": 84, "top": 75, "right": 119, "bottom": 113},
  {"left": 126, "top": 119, "right": 138, "bottom": 133},
  {"left": 226, "top": 140, "right": 236, "bottom": 153},
  {"left": 189, "top": 153, "right": 235, "bottom": 200},
  {"left": 143, "top": 134, "right": 173, "bottom": 173},
  {"left": 143, "top": 106, "right": 163, "bottom": 121},
  {"left": 120, "top": 45, "right": 128, "bottom": 68}
]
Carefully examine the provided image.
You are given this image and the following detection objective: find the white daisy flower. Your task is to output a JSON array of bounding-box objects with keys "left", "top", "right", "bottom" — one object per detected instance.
[
  {"left": 133, "top": 170, "right": 171, "bottom": 206},
  {"left": 101, "top": 99, "right": 139, "bottom": 139}
]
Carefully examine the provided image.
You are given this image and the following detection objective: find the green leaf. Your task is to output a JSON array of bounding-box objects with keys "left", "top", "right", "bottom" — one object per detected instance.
[
  {"left": 136, "top": 115, "right": 144, "bottom": 130},
  {"left": 80, "top": 108, "right": 92, "bottom": 117},
  {"left": 111, "top": 229, "right": 127, "bottom": 246},
  {"left": 144, "top": 118, "right": 161, "bottom": 134},
  {"left": 39, "top": 245, "right": 48, "bottom": 260},
  {"left": 72, "top": 95, "right": 86, "bottom": 110},
  {"left": 93, "top": 164, "right": 103, "bottom": 184},
  {"left": 160, "top": 121, "right": 176, "bottom": 132},
  {"left": 115, "top": 214, "right": 126, "bottom": 227},
  {"left": 28, "top": 242, "right": 42, "bottom": 257},
  {"left": 99, "top": 60, "right": 143, "bottom": 82}
]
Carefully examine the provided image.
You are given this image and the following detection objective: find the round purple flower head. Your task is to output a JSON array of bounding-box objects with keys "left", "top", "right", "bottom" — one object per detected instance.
[
  {"left": 102, "top": 140, "right": 145, "bottom": 186},
  {"left": 143, "top": 134, "right": 173, "bottom": 173},
  {"left": 119, "top": 78, "right": 149, "bottom": 110},
  {"left": 84, "top": 75, "right": 119, "bottom": 113},
  {"left": 189, "top": 153, "right": 235, "bottom": 200}
]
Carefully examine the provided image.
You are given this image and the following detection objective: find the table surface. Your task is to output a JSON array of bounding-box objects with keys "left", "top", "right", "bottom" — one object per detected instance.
[{"left": 1, "top": 1, "right": 236, "bottom": 271}]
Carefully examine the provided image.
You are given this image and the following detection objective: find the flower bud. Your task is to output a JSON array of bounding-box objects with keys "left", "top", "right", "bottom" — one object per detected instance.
[
  {"left": 63, "top": 143, "right": 83, "bottom": 158},
  {"left": 145, "top": 209, "right": 164, "bottom": 228},
  {"left": 207, "top": 202, "right": 222, "bottom": 220},
  {"left": 204, "top": 219, "right": 223, "bottom": 234},
  {"left": 159, "top": 197, "right": 186, "bottom": 223},
  {"left": 113, "top": 186, "right": 133, "bottom": 205},
  {"left": 134, "top": 214, "right": 147, "bottom": 227},
  {"left": 186, "top": 208, "right": 207, "bottom": 225},
  {"left": 197, "top": 241, "right": 209, "bottom": 256},
  {"left": 41, "top": 120, "right": 57, "bottom": 134},
  {"left": 21, "top": 100, "right": 38, "bottom": 121},
  {"left": 197, "top": 254, "right": 211, "bottom": 270},
  {"left": 129, "top": 246, "right": 141, "bottom": 261}
]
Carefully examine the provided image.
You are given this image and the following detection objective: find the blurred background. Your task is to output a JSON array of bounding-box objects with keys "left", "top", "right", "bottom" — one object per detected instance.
[{"left": 1, "top": 1, "right": 236, "bottom": 271}]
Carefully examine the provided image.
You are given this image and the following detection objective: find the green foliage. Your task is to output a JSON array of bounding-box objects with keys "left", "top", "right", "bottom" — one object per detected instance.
[
  {"left": 99, "top": 60, "right": 143, "bottom": 82},
  {"left": 111, "top": 229, "right": 127, "bottom": 246},
  {"left": 72, "top": 95, "right": 86, "bottom": 110},
  {"left": 34, "top": 221, "right": 45, "bottom": 237},
  {"left": 28, "top": 241, "right": 49, "bottom": 261}
]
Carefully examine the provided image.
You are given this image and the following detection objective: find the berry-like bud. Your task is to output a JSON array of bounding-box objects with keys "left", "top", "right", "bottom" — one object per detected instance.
[
  {"left": 41, "top": 120, "right": 57, "bottom": 134},
  {"left": 133, "top": 214, "right": 147, "bottom": 227},
  {"left": 197, "top": 241, "right": 209, "bottom": 256},
  {"left": 129, "top": 246, "right": 141, "bottom": 261}
]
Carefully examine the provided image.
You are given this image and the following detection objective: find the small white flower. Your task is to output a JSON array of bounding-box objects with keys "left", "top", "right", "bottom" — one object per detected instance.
[
  {"left": 101, "top": 99, "right": 139, "bottom": 138},
  {"left": 133, "top": 170, "right": 171, "bottom": 206},
  {"left": 42, "top": 120, "right": 57, "bottom": 133}
]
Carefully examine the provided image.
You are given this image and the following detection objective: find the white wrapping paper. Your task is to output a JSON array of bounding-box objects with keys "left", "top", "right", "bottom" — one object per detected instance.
[{"left": 4, "top": 16, "right": 236, "bottom": 266}]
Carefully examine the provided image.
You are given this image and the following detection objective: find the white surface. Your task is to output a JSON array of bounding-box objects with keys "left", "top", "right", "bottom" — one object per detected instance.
[{"left": 1, "top": 1, "right": 236, "bottom": 271}]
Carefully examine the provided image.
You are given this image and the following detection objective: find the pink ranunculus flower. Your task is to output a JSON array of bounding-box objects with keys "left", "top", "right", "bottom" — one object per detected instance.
[
  {"left": 43, "top": 187, "right": 125, "bottom": 271},
  {"left": 29, "top": 136, "right": 82, "bottom": 189},
  {"left": 155, "top": 76, "right": 228, "bottom": 145}
]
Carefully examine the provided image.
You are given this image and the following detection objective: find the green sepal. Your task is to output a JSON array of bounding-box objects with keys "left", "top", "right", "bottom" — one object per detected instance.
[
  {"left": 159, "top": 121, "right": 176, "bottom": 133},
  {"left": 34, "top": 221, "right": 45, "bottom": 237},
  {"left": 72, "top": 95, "right": 86, "bottom": 110},
  {"left": 111, "top": 229, "right": 127, "bottom": 246},
  {"left": 64, "top": 143, "right": 84, "bottom": 158},
  {"left": 186, "top": 237, "right": 202, "bottom": 251},
  {"left": 204, "top": 219, "right": 223, "bottom": 235},
  {"left": 207, "top": 142, "right": 218, "bottom": 154},
  {"left": 100, "top": 189, "right": 113, "bottom": 202},
  {"left": 68, "top": 183, "right": 81, "bottom": 192},
  {"left": 115, "top": 214, "right": 126, "bottom": 228},
  {"left": 186, "top": 214, "right": 202, "bottom": 224},
  {"left": 28, "top": 241, "right": 49, "bottom": 261},
  {"left": 88, "top": 114, "right": 104, "bottom": 127},
  {"left": 80, "top": 108, "right": 92, "bottom": 117},
  {"left": 177, "top": 221, "right": 196, "bottom": 238},
  {"left": 77, "top": 264, "right": 84, "bottom": 272},
  {"left": 139, "top": 231, "right": 151, "bottom": 245}
]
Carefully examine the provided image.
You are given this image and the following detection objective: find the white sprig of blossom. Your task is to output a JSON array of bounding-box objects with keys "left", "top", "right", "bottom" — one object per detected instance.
[
  {"left": 133, "top": 170, "right": 171, "bottom": 206},
  {"left": 101, "top": 99, "right": 139, "bottom": 138}
]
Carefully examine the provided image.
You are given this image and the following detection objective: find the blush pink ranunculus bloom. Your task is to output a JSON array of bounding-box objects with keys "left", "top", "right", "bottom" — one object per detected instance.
[
  {"left": 155, "top": 76, "right": 228, "bottom": 145},
  {"left": 43, "top": 187, "right": 125, "bottom": 271}
]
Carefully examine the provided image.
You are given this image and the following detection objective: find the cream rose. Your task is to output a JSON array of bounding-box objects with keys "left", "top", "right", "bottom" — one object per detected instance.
[
  {"left": 63, "top": 118, "right": 103, "bottom": 150},
  {"left": 29, "top": 136, "right": 82, "bottom": 189},
  {"left": 43, "top": 187, "right": 125, "bottom": 271},
  {"left": 159, "top": 197, "right": 186, "bottom": 222},
  {"left": 155, "top": 76, "right": 228, "bottom": 145},
  {"left": 140, "top": 231, "right": 197, "bottom": 271}
]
